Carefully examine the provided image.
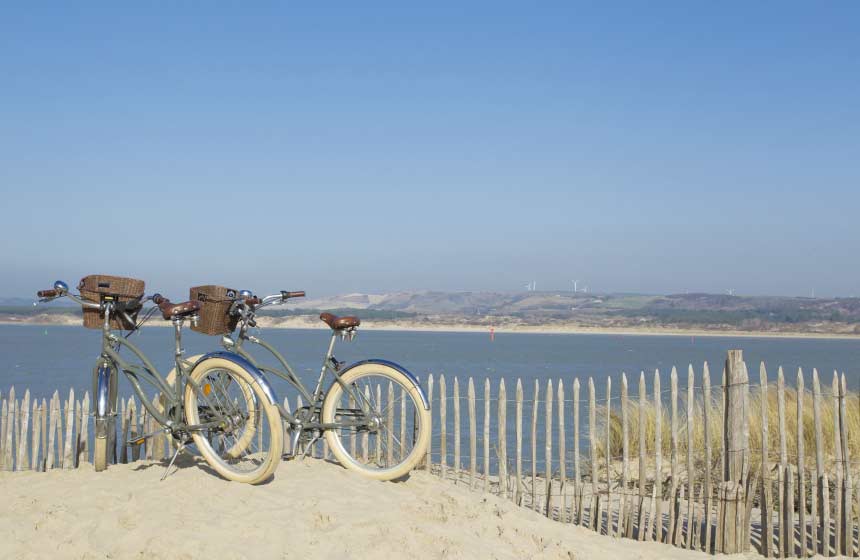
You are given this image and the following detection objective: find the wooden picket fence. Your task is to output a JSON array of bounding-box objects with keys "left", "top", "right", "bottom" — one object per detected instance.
[
  {"left": 1, "top": 349, "right": 858, "bottom": 558},
  {"left": 417, "top": 350, "right": 860, "bottom": 558}
]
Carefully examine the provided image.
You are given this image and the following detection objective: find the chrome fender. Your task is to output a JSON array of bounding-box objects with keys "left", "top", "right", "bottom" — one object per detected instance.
[
  {"left": 339, "top": 359, "right": 430, "bottom": 410},
  {"left": 192, "top": 351, "right": 279, "bottom": 407},
  {"left": 93, "top": 362, "right": 117, "bottom": 455}
]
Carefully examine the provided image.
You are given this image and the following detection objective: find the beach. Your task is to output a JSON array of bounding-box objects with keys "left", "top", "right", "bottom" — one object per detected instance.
[
  {"left": 2, "top": 313, "right": 859, "bottom": 340},
  {"left": 0, "top": 457, "right": 762, "bottom": 560}
]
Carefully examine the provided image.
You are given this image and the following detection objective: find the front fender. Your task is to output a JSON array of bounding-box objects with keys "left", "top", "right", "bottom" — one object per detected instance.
[
  {"left": 193, "top": 351, "right": 279, "bottom": 407},
  {"left": 339, "top": 359, "right": 430, "bottom": 410},
  {"left": 94, "top": 362, "right": 114, "bottom": 418}
]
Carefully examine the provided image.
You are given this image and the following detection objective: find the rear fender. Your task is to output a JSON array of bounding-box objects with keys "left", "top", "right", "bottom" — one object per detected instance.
[
  {"left": 339, "top": 359, "right": 429, "bottom": 410},
  {"left": 192, "top": 351, "right": 279, "bottom": 407}
]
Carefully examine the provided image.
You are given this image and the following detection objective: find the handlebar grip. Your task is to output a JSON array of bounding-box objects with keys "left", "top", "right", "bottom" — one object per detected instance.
[
  {"left": 151, "top": 294, "right": 168, "bottom": 305},
  {"left": 244, "top": 296, "right": 261, "bottom": 306},
  {"left": 281, "top": 291, "right": 305, "bottom": 300},
  {"left": 37, "top": 289, "right": 59, "bottom": 298}
]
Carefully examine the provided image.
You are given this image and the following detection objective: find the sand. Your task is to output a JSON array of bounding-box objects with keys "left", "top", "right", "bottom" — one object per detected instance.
[{"left": 0, "top": 458, "right": 762, "bottom": 560}]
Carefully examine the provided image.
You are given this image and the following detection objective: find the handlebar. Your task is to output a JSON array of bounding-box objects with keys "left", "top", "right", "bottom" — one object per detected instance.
[
  {"left": 281, "top": 291, "right": 305, "bottom": 300},
  {"left": 37, "top": 289, "right": 59, "bottom": 298}
]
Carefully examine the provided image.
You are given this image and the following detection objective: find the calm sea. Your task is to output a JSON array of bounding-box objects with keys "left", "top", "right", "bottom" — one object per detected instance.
[{"left": 2, "top": 324, "right": 860, "bottom": 401}]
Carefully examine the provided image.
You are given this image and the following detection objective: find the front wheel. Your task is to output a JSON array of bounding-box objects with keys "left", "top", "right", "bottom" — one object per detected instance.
[
  {"left": 184, "top": 357, "right": 283, "bottom": 484},
  {"left": 322, "top": 362, "right": 430, "bottom": 481}
]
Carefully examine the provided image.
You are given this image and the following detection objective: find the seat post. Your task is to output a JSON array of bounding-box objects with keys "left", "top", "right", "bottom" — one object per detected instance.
[{"left": 172, "top": 318, "right": 184, "bottom": 359}]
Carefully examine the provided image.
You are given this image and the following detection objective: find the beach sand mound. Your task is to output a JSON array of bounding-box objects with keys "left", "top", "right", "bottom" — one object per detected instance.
[{"left": 1, "top": 458, "right": 753, "bottom": 559}]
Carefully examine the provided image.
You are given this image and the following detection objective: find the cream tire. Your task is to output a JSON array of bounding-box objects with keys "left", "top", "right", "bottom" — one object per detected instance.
[
  {"left": 322, "top": 363, "right": 430, "bottom": 481},
  {"left": 162, "top": 356, "right": 259, "bottom": 457},
  {"left": 184, "top": 357, "right": 283, "bottom": 484}
]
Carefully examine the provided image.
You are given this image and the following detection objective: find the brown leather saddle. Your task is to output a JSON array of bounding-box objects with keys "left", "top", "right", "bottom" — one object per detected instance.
[
  {"left": 319, "top": 312, "right": 360, "bottom": 330},
  {"left": 152, "top": 295, "right": 201, "bottom": 320}
]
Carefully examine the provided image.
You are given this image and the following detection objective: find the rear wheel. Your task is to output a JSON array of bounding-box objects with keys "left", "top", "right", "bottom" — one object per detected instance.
[
  {"left": 184, "top": 357, "right": 283, "bottom": 484},
  {"left": 322, "top": 363, "right": 430, "bottom": 481}
]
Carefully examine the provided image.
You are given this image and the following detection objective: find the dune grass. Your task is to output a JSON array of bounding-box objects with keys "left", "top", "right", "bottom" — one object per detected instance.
[{"left": 594, "top": 375, "right": 860, "bottom": 479}]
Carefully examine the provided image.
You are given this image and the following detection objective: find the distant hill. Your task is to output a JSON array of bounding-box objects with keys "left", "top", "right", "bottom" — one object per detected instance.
[
  {"left": 2, "top": 291, "right": 859, "bottom": 335},
  {"left": 280, "top": 290, "right": 860, "bottom": 334}
]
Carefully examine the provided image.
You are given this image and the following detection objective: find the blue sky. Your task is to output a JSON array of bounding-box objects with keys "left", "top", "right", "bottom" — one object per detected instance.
[{"left": 1, "top": 2, "right": 858, "bottom": 298}]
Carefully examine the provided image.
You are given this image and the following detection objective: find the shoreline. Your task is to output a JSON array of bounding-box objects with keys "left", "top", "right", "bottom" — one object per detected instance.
[{"left": 2, "top": 314, "right": 860, "bottom": 340}]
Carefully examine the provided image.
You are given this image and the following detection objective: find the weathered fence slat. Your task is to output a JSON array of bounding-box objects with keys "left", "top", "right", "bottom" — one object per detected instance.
[
  {"left": 515, "top": 379, "right": 523, "bottom": 505},
  {"left": 79, "top": 392, "right": 89, "bottom": 465},
  {"left": 46, "top": 392, "right": 57, "bottom": 469},
  {"left": 833, "top": 372, "right": 843, "bottom": 557},
  {"left": 483, "top": 378, "right": 490, "bottom": 493},
  {"left": 498, "top": 378, "right": 508, "bottom": 499},
  {"left": 545, "top": 379, "right": 553, "bottom": 519},
  {"left": 654, "top": 370, "right": 663, "bottom": 543},
  {"left": 31, "top": 400, "right": 40, "bottom": 471},
  {"left": 386, "top": 382, "right": 395, "bottom": 468},
  {"left": 619, "top": 373, "right": 629, "bottom": 538},
  {"left": 703, "top": 362, "right": 714, "bottom": 554},
  {"left": 468, "top": 377, "right": 476, "bottom": 489},
  {"left": 777, "top": 367, "right": 788, "bottom": 558},
  {"left": 722, "top": 350, "right": 748, "bottom": 555},
  {"left": 813, "top": 368, "right": 829, "bottom": 557},
  {"left": 686, "top": 365, "right": 695, "bottom": 549},
  {"left": 589, "top": 377, "right": 598, "bottom": 530},
  {"left": 604, "top": 377, "right": 612, "bottom": 534},
  {"left": 839, "top": 373, "right": 852, "bottom": 556},
  {"left": 453, "top": 377, "right": 461, "bottom": 476},
  {"left": 669, "top": 367, "right": 679, "bottom": 545},
  {"left": 760, "top": 362, "right": 774, "bottom": 558},
  {"left": 426, "top": 374, "right": 433, "bottom": 470},
  {"left": 374, "top": 385, "right": 382, "bottom": 463},
  {"left": 573, "top": 377, "right": 582, "bottom": 526},
  {"left": 17, "top": 390, "right": 30, "bottom": 471},
  {"left": 4, "top": 387, "right": 16, "bottom": 469},
  {"left": 797, "top": 369, "right": 807, "bottom": 557},
  {"left": 0, "top": 394, "right": 5, "bottom": 471},
  {"left": 638, "top": 372, "right": 647, "bottom": 541},
  {"left": 532, "top": 379, "right": 539, "bottom": 512},
  {"left": 39, "top": 398, "right": 47, "bottom": 471},
  {"left": 557, "top": 379, "right": 566, "bottom": 521},
  {"left": 439, "top": 375, "right": 446, "bottom": 478}
]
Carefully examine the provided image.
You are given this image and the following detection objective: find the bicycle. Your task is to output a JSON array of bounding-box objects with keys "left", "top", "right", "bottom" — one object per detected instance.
[
  {"left": 217, "top": 289, "right": 431, "bottom": 481},
  {"left": 36, "top": 277, "right": 284, "bottom": 484}
]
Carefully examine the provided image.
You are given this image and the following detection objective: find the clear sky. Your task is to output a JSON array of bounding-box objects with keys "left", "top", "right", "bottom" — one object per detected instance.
[{"left": 1, "top": 2, "right": 858, "bottom": 299}]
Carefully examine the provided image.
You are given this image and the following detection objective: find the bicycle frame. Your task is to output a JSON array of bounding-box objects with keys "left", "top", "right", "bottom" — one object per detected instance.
[
  {"left": 65, "top": 292, "right": 215, "bottom": 434},
  {"left": 224, "top": 329, "right": 372, "bottom": 431}
]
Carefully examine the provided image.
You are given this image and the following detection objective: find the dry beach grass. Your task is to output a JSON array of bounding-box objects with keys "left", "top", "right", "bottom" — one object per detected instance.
[{"left": 596, "top": 368, "right": 860, "bottom": 480}]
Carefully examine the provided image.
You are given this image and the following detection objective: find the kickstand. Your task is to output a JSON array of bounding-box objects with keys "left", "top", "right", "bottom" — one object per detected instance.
[
  {"left": 299, "top": 435, "right": 320, "bottom": 460},
  {"left": 161, "top": 442, "right": 186, "bottom": 482},
  {"left": 286, "top": 429, "right": 302, "bottom": 460}
]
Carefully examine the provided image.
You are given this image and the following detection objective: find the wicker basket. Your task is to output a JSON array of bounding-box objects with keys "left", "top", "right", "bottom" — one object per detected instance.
[
  {"left": 78, "top": 275, "right": 145, "bottom": 330},
  {"left": 189, "top": 285, "right": 239, "bottom": 335}
]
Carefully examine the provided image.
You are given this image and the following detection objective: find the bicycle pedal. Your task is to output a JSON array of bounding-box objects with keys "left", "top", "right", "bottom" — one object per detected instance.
[{"left": 126, "top": 428, "right": 165, "bottom": 447}]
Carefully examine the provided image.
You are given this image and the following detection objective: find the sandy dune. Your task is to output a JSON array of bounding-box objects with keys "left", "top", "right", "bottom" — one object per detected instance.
[{"left": 0, "top": 458, "right": 759, "bottom": 560}]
